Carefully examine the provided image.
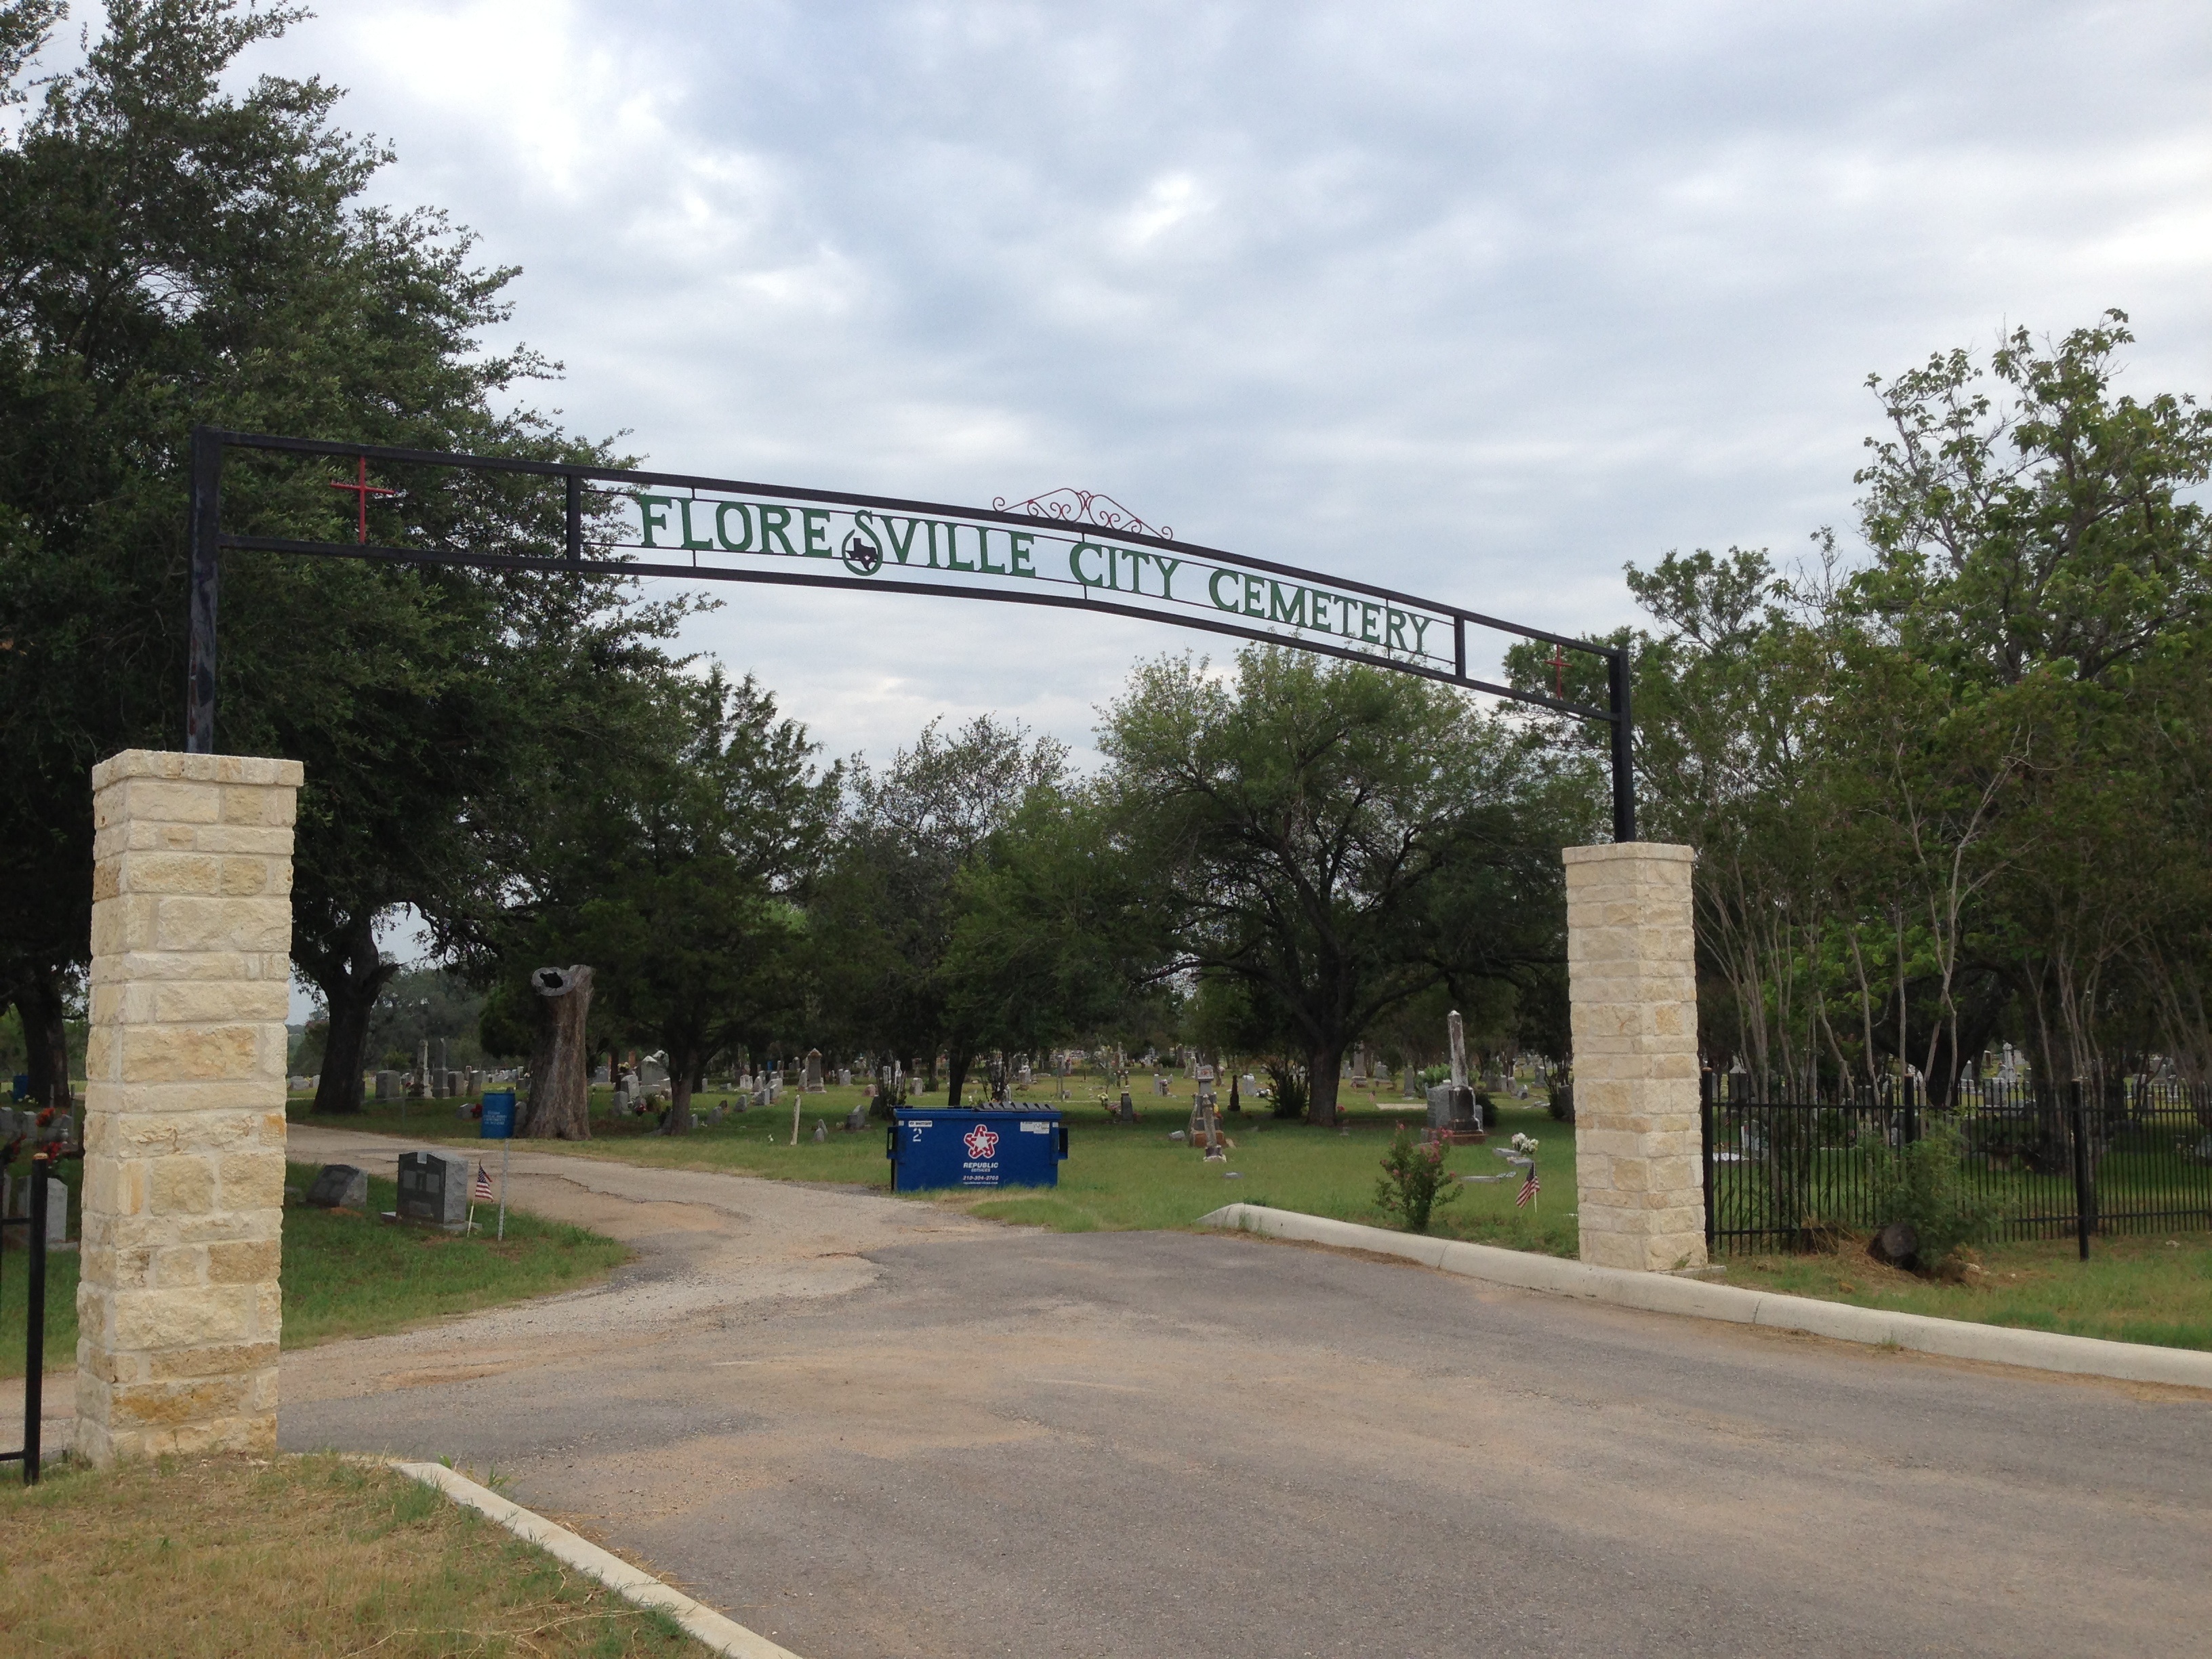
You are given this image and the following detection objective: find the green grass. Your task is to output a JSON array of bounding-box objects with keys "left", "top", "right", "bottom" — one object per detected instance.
[
  {"left": 1717, "top": 1231, "right": 2212, "bottom": 1351},
  {"left": 0, "top": 1452, "right": 713, "bottom": 1656},
  {"left": 287, "top": 1078, "right": 2212, "bottom": 1351},
  {"left": 288, "top": 1080, "right": 1580, "bottom": 1252},
  {"left": 1, "top": 1162, "right": 628, "bottom": 1379}
]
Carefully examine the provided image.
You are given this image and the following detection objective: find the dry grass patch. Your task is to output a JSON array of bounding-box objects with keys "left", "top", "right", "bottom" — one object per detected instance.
[{"left": 0, "top": 1453, "right": 714, "bottom": 1658}]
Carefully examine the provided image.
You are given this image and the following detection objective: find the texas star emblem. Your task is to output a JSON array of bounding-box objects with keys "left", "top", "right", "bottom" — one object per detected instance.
[{"left": 963, "top": 1123, "right": 999, "bottom": 1159}]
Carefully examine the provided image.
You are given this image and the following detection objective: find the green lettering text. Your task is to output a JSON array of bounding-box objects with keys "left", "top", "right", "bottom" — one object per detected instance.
[
  {"left": 802, "top": 508, "right": 833, "bottom": 557},
  {"left": 1267, "top": 582, "right": 1306, "bottom": 626},
  {"left": 1074, "top": 544, "right": 1107, "bottom": 587},
  {"left": 759, "top": 506, "right": 798, "bottom": 556},
  {"left": 1208, "top": 568, "right": 1239, "bottom": 609},
  {"left": 714, "top": 502, "right": 752, "bottom": 552},
  {"left": 883, "top": 516, "right": 924, "bottom": 565},
  {"left": 1010, "top": 532, "right": 1036, "bottom": 576},
  {"left": 635, "top": 493, "right": 674, "bottom": 548},
  {"left": 677, "top": 498, "right": 714, "bottom": 552}
]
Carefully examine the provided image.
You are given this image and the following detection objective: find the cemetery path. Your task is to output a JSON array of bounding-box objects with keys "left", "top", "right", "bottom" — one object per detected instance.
[
  {"left": 278, "top": 1131, "right": 2212, "bottom": 1659},
  {"left": 277, "top": 1126, "right": 997, "bottom": 1413}
]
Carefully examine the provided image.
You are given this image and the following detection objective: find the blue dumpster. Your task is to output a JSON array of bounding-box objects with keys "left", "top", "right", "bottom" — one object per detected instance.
[{"left": 889, "top": 1105, "right": 1067, "bottom": 1191}]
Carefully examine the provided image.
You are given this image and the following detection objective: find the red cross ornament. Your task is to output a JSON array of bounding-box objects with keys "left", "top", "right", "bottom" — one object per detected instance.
[
  {"left": 1549, "top": 643, "right": 1567, "bottom": 697},
  {"left": 329, "top": 455, "right": 396, "bottom": 544}
]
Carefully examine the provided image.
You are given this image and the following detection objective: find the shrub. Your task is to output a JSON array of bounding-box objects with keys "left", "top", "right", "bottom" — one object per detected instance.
[
  {"left": 1375, "top": 1125, "right": 1460, "bottom": 1233},
  {"left": 1266, "top": 1063, "right": 1308, "bottom": 1121},
  {"left": 1870, "top": 1116, "right": 1996, "bottom": 1273}
]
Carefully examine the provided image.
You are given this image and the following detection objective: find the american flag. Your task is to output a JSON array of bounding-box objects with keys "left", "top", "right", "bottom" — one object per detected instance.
[
  {"left": 1515, "top": 1164, "right": 1540, "bottom": 1208},
  {"left": 473, "top": 1163, "right": 496, "bottom": 1204}
]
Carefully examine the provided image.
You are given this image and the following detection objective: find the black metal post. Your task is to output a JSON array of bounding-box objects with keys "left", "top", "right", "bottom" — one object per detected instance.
[
  {"left": 2070, "top": 1079, "right": 2093, "bottom": 1262},
  {"left": 23, "top": 1155, "right": 47, "bottom": 1483},
  {"left": 565, "top": 470, "right": 583, "bottom": 566},
  {"left": 186, "top": 426, "right": 223, "bottom": 754},
  {"left": 1607, "top": 649, "right": 1636, "bottom": 843},
  {"left": 1700, "top": 1069, "right": 1716, "bottom": 1254},
  {"left": 1452, "top": 615, "right": 1466, "bottom": 681}
]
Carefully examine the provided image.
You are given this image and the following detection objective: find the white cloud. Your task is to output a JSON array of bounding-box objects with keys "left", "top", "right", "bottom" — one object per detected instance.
[{"left": 235, "top": 0, "right": 2212, "bottom": 762}]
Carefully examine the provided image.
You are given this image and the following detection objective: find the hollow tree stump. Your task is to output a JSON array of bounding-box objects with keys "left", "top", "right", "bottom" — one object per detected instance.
[{"left": 520, "top": 964, "right": 593, "bottom": 1140}]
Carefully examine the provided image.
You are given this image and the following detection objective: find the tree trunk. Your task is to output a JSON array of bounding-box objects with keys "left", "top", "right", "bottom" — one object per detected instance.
[
  {"left": 1307, "top": 1042, "right": 1345, "bottom": 1126},
  {"left": 663, "top": 1040, "right": 699, "bottom": 1135},
  {"left": 520, "top": 965, "right": 593, "bottom": 1139},
  {"left": 13, "top": 968, "right": 74, "bottom": 1114},
  {"left": 945, "top": 1046, "right": 971, "bottom": 1107},
  {"left": 307, "top": 916, "right": 396, "bottom": 1115}
]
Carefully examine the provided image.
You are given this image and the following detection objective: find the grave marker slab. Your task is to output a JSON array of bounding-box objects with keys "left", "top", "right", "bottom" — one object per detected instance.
[
  {"left": 306, "top": 1164, "right": 367, "bottom": 1209},
  {"left": 395, "top": 1149, "right": 468, "bottom": 1232}
]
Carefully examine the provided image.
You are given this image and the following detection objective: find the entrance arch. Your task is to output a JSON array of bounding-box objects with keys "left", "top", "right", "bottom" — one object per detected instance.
[{"left": 183, "top": 426, "right": 1637, "bottom": 838}]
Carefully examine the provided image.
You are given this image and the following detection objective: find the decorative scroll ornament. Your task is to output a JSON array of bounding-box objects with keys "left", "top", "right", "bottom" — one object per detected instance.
[{"left": 993, "top": 487, "right": 1172, "bottom": 543}]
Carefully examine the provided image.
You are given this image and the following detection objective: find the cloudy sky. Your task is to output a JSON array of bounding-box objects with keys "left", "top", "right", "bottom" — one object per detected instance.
[{"left": 224, "top": 0, "right": 2212, "bottom": 777}]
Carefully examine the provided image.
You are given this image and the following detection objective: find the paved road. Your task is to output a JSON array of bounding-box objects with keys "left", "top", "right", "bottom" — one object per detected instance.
[{"left": 283, "top": 1128, "right": 2212, "bottom": 1658}]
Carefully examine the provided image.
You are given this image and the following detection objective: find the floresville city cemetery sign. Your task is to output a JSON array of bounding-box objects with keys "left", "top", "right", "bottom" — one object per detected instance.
[
  {"left": 624, "top": 485, "right": 1454, "bottom": 665},
  {"left": 182, "top": 428, "right": 1639, "bottom": 839}
]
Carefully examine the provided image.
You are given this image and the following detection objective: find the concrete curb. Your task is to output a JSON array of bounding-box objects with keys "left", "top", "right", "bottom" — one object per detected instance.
[
  {"left": 1195, "top": 1203, "right": 2212, "bottom": 1392},
  {"left": 395, "top": 1462, "right": 804, "bottom": 1659}
]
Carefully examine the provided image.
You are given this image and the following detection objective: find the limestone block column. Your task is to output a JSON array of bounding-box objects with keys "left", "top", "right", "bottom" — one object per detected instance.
[
  {"left": 1563, "top": 842, "right": 1706, "bottom": 1272},
  {"left": 78, "top": 750, "right": 301, "bottom": 1463}
]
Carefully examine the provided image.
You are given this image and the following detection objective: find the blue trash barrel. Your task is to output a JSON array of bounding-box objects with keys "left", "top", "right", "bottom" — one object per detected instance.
[{"left": 889, "top": 1105, "right": 1068, "bottom": 1191}]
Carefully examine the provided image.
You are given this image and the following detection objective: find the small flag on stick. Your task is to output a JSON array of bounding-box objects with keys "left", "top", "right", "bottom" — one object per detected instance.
[
  {"left": 1515, "top": 1164, "right": 1540, "bottom": 1208},
  {"left": 473, "top": 1163, "right": 496, "bottom": 1203}
]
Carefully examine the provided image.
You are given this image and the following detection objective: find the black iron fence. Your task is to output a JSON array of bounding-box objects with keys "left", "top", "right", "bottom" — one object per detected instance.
[
  {"left": 1701, "top": 1072, "right": 2212, "bottom": 1256},
  {"left": 3, "top": 1140, "right": 75, "bottom": 1486}
]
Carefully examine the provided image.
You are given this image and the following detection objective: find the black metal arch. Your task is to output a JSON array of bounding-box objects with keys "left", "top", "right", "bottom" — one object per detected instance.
[{"left": 185, "top": 426, "right": 1635, "bottom": 840}]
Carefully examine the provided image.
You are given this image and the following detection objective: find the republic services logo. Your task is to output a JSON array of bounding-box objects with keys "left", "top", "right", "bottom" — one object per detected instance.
[{"left": 963, "top": 1123, "right": 1000, "bottom": 1159}]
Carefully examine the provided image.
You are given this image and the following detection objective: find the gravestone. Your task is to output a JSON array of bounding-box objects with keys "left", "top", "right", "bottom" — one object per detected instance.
[
  {"left": 1118, "top": 1091, "right": 1134, "bottom": 1123},
  {"left": 592, "top": 1063, "right": 612, "bottom": 1086},
  {"left": 396, "top": 1149, "right": 468, "bottom": 1232},
  {"left": 375, "top": 1070, "right": 401, "bottom": 1101},
  {"left": 306, "top": 1164, "right": 368, "bottom": 1209},
  {"left": 804, "top": 1050, "right": 825, "bottom": 1092}
]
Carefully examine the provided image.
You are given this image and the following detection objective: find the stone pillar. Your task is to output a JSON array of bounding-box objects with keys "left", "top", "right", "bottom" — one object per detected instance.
[
  {"left": 78, "top": 750, "right": 301, "bottom": 1463},
  {"left": 1563, "top": 842, "right": 1705, "bottom": 1272}
]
